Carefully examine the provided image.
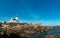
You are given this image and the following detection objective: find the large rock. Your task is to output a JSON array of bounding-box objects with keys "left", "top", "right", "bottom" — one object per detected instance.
[{"left": 44, "top": 34, "right": 56, "bottom": 38}]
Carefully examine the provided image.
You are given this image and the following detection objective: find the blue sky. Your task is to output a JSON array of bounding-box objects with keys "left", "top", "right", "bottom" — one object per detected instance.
[{"left": 0, "top": 0, "right": 60, "bottom": 26}]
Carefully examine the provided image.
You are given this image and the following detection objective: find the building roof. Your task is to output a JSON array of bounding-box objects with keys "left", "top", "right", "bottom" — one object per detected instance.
[{"left": 13, "top": 19, "right": 16, "bottom": 20}]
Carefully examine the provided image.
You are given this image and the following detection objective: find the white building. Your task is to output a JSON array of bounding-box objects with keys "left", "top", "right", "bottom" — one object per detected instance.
[{"left": 9, "top": 16, "right": 18, "bottom": 23}]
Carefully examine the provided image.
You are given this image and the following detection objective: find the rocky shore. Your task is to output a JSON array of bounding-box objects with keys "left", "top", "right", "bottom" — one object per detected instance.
[
  {"left": 45, "top": 34, "right": 60, "bottom": 38},
  {"left": 0, "top": 23, "right": 60, "bottom": 38}
]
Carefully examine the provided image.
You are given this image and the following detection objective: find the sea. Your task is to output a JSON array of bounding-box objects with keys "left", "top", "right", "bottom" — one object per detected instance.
[{"left": 25, "top": 28, "right": 60, "bottom": 38}]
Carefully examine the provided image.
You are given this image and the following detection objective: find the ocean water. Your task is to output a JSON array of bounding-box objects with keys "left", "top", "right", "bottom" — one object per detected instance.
[{"left": 25, "top": 28, "right": 60, "bottom": 38}]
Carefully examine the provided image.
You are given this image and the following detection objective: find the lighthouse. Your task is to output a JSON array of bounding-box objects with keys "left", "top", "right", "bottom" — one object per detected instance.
[{"left": 9, "top": 16, "right": 18, "bottom": 23}]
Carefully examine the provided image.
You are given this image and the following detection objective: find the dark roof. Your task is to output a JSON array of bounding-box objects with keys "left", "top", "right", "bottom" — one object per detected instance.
[{"left": 13, "top": 19, "right": 17, "bottom": 21}]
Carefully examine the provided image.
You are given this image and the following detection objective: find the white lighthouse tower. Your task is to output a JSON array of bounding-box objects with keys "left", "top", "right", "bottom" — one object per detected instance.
[{"left": 15, "top": 16, "right": 18, "bottom": 20}]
